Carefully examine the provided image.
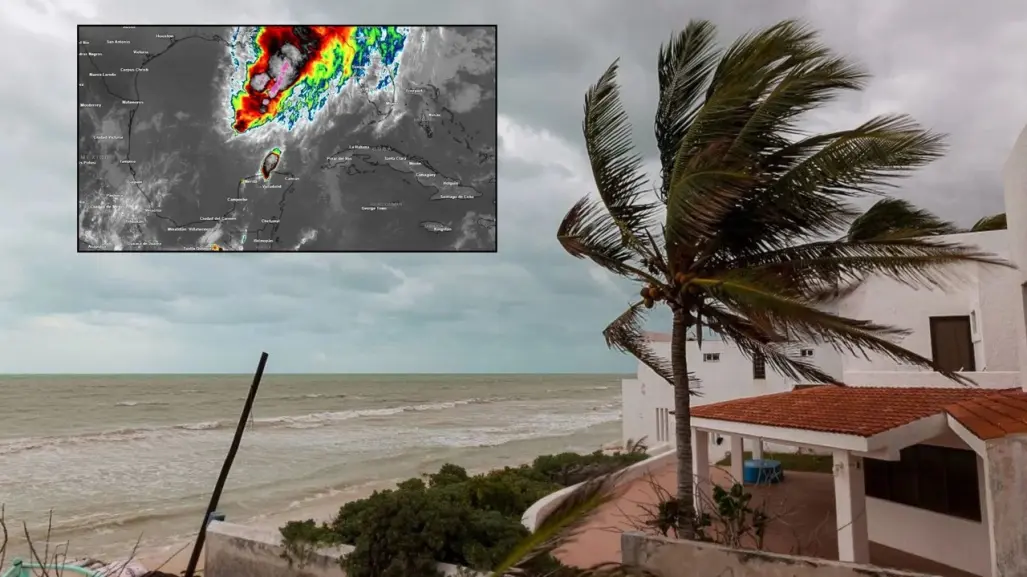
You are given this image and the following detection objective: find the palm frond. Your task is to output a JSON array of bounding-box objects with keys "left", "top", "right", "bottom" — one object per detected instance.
[
  {"left": 662, "top": 20, "right": 873, "bottom": 260},
  {"left": 655, "top": 20, "right": 721, "bottom": 203},
  {"left": 602, "top": 303, "right": 675, "bottom": 385},
  {"left": 558, "top": 196, "right": 658, "bottom": 283},
  {"left": 722, "top": 237, "right": 1012, "bottom": 295},
  {"left": 846, "top": 198, "right": 961, "bottom": 241},
  {"left": 707, "top": 116, "right": 947, "bottom": 263},
  {"left": 970, "top": 212, "right": 1007, "bottom": 232},
  {"left": 802, "top": 278, "right": 865, "bottom": 305},
  {"left": 704, "top": 307, "right": 841, "bottom": 384},
  {"left": 490, "top": 474, "right": 623, "bottom": 577},
  {"left": 583, "top": 60, "right": 659, "bottom": 249},
  {"left": 691, "top": 276, "right": 975, "bottom": 385}
]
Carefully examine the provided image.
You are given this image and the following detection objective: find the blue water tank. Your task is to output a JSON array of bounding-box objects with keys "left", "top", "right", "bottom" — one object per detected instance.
[{"left": 742, "top": 459, "right": 784, "bottom": 485}]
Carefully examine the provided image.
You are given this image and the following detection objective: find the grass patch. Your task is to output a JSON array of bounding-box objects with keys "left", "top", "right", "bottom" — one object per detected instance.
[{"left": 716, "top": 451, "right": 833, "bottom": 473}]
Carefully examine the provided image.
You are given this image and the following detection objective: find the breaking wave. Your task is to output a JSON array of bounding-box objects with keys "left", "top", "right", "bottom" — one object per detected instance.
[
  {"left": 0, "top": 398, "right": 500, "bottom": 456},
  {"left": 114, "top": 400, "right": 171, "bottom": 407}
]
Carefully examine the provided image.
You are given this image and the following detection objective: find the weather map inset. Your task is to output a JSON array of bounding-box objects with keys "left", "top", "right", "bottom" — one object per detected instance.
[{"left": 77, "top": 25, "right": 497, "bottom": 252}]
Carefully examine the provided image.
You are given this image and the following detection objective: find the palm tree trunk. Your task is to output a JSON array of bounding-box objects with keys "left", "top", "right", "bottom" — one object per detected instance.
[{"left": 671, "top": 310, "right": 697, "bottom": 539}]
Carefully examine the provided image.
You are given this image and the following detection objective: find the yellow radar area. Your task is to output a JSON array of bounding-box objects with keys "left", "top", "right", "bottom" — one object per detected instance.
[{"left": 211, "top": 244, "right": 223, "bottom": 251}]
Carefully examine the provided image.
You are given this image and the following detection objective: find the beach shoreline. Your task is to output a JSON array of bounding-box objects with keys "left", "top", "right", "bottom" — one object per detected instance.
[
  {"left": 134, "top": 440, "right": 627, "bottom": 574},
  {"left": 135, "top": 478, "right": 389, "bottom": 574},
  {"left": 0, "top": 374, "right": 626, "bottom": 573}
]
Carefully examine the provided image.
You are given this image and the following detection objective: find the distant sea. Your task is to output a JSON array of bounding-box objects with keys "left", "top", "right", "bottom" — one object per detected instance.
[{"left": 0, "top": 374, "right": 624, "bottom": 558}]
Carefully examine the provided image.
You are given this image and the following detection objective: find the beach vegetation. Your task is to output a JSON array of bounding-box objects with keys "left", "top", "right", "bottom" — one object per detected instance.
[
  {"left": 280, "top": 449, "right": 646, "bottom": 577},
  {"left": 555, "top": 17, "right": 1010, "bottom": 538}
]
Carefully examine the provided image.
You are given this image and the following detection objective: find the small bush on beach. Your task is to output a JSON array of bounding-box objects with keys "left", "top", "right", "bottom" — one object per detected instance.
[{"left": 280, "top": 448, "right": 646, "bottom": 577}]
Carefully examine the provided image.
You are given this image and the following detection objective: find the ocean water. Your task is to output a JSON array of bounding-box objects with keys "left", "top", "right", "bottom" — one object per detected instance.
[{"left": 0, "top": 374, "right": 624, "bottom": 558}]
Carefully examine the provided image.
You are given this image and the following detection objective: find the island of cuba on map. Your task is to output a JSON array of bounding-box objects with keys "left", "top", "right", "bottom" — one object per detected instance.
[{"left": 77, "top": 25, "right": 497, "bottom": 252}]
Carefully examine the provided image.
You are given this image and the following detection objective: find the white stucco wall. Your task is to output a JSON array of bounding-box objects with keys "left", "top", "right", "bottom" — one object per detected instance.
[
  {"left": 624, "top": 243, "right": 1021, "bottom": 446},
  {"left": 1003, "top": 124, "right": 1027, "bottom": 391},
  {"left": 984, "top": 436, "right": 1027, "bottom": 576},
  {"left": 623, "top": 337, "right": 840, "bottom": 460},
  {"left": 834, "top": 230, "right": 1020, "bottom": 386}
]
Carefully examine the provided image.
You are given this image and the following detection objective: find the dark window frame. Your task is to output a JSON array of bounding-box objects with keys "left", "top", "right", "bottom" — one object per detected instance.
[
  {"left": 752, "top": 353, "right": 766, "bottom": 379},
  {"left": 864, "top": 444, "right": 981, "bottom": 522}
]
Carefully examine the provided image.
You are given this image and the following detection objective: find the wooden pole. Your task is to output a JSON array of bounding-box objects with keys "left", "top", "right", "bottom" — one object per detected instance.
[{"left": 183, "top": 352, "right": 269, "bottom": 577}]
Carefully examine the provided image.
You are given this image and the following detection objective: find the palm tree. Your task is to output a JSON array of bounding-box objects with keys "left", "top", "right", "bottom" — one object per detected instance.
[
  {"left": 556, "top": 19, "right": 1009, "bottom": 538},
  {"left": 970, "top": 212, "right": 1007, "bottom": 232},
  {"left": 845, "top": 198, "right": 961, "bottom": 241}
]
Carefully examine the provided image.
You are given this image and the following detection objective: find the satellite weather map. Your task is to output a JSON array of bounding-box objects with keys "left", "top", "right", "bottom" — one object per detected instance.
[{"left": 77, "top": 25, "right": 497, "bottom": 252}]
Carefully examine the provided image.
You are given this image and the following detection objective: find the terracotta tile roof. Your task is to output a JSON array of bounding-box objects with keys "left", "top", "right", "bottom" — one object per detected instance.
[
  {"left": 690, "top": 385, "right": 1020, "bottom": 437},
  {"left": 945, "top": 391, "right": 1027, "bottom": 440}
]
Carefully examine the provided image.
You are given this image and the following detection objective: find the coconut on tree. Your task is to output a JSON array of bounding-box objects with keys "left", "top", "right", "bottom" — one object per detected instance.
[{"left": 556, "top": 19, "right": 1009, "bottom": 537}]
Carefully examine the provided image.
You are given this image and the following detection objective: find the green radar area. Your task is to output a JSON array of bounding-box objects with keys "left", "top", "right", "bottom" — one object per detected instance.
[{"left": 260, "top": 147, "right": 282, "bottom": 180}]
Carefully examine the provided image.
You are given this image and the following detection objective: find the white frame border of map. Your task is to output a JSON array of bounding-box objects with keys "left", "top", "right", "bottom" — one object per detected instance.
[{"left": 76, "top": 24, "right": 498, "bottom": 253}]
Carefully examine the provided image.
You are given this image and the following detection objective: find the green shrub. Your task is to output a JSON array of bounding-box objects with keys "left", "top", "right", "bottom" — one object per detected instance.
[
  {"left": 339, "top": 488, "right": 527, "bottom": 577},
  {"left": 281, "top": 448, "right": 649, "bottom": 577},
  {"left": 427, "top": 463, "right": 470, "bottom": 487},
  {"left": 532, "top": 450, "right": 647, "bottom": 485}
]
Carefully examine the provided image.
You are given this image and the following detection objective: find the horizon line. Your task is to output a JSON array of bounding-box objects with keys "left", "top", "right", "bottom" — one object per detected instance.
[{"left": 0, "top": 371, "right": 633, "bottom": 376}]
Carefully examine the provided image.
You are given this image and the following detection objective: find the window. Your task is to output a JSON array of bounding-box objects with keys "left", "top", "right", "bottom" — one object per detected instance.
[
  {"left": 752, "top": 353, "right": 766, "bottom": 379},
  {"left": 929, "top": 316, "right": 976, "bottom": 372},
  {"left": 703, "top": 353, "right": 720, "bottom": 362},
  {"left": 1022, "top": 283, "right": 1027, "bottom": 340},
  {"left": 800, "top": 348, "right": 814, "bottom": 358},
  {"left": 655, "top": 408, "right": 671, "bottom": 443},
  {"left": 864, "top": 444, "right": 981, "bottom": 521}
]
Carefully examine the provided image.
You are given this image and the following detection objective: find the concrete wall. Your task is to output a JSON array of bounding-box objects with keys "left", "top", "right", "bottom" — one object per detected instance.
[
  {"left": 204, "top": 521, "right": 478, "bottom": 577},
  {"left": 842, "top": 370, "right": 1020, "bottom": 389},
  {"left": 866, "top": 498, "right": 989, "bottom": 576},
  {"left": 205, "top": 522, "right": 349, "bottom": 577},
  {"left": 983, "top": 436, "right": 1027, "bottom": 577},
  {"left": 1003, "top": 123, "right": 1027, "bottom": 391},
  {"left": 521, "top": 445, "right": 674, "bottom": 531},
  {"left": 620, "top": 532, "right": 940, "bottom": 577},
  {"left": 864, "top": 433, "right": 991, "bottom": 576}
]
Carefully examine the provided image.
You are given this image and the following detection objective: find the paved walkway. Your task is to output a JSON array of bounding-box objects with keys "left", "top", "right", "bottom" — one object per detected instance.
[{"left": 556, "top": 462, "right": 974, "bottom": 577}]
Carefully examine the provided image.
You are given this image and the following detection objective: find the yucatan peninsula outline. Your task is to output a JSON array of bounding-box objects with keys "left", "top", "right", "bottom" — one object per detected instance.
[{"left": 229, "top": 26, "right": 409, "bottom": 134}]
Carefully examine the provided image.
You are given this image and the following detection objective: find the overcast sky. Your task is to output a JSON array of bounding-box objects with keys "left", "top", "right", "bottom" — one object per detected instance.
[{"left": 1, "top": 0, "right": 1025, "bottom": 374}]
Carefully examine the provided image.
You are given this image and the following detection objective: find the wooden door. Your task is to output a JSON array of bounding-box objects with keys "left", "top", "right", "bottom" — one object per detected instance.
[{"left": 929, "top": 316, "right": 975, "bottom": 372}]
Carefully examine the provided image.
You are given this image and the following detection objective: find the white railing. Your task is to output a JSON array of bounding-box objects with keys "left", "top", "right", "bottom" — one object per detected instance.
[{"left": 843, "top": 370, "right": 1020, "bottom": 389}]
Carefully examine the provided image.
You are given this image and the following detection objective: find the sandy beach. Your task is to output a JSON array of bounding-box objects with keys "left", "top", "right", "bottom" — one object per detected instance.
[{"left": 136, "top": 481, "right": 385, "bottom": 574}]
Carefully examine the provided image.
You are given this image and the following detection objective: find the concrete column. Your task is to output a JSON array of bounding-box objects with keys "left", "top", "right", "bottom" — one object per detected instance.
[
  {"left": 691, "top": 429, "right": 712, "bottom": 514},
  {"left": 984, "top": 438, "right": 1027, "bottom": 577},
  {"left": 730, "top": 435, "right": 745, "bottom": 485},
  {"left": 751, "top": 438, "right": 764, "bottom": 460},
  {"left": 832, "top": 451, "right": 870, "bottom": 564},
  {"left": 1002, "top": 124, "right": 1027, "bottom": 391}
]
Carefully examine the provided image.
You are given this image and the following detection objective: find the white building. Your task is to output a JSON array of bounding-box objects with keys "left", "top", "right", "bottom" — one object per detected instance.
[
  {"left": 621, "top": 124, "right": 1027, "bottom": 577},
  {"left": 622, "top": 231, "right": 1022, "bottom": 460}
]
